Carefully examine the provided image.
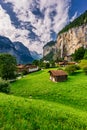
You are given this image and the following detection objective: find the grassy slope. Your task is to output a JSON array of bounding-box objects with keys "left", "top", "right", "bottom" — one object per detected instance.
[
  {"left": 0, "top": 69, "right": 87, "bottom": 129},
  {"left": 0, "top": 93, "right": 87, "bottom": 130},
  {"left": 11, "top": 70, "right": 87, "bottom": 111}
]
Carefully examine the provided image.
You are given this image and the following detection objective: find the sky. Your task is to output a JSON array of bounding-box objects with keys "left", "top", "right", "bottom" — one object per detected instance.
[{"left": 0, "top": 0, "right": 87, "bottom": 54}]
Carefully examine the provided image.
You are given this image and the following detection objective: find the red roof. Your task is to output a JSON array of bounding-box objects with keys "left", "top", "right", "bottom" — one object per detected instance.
[
  {"left": 49, "top": 70, "right": 68, "bottom": 76},
  {"left": 25, "top": 65, "right": 37, "bottom": 69},
  {"left": 17, "top": 64, "right": 38, "bottom": 69},
  {"left": 17, "top": 65, "right": 25, "bottom": 69}
]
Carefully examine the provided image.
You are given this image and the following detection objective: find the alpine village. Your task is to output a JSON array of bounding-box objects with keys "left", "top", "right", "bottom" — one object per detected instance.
[{"left": 1, "top": 9, "right": 87, "bottom": 130}]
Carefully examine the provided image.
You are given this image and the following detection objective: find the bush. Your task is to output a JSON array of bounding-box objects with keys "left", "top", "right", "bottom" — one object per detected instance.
[
  {"left": 74, "top": 64, "right": 80, "bottom": 70},
  {"left": 65, "top": 65, "right": 79, "bottom": 75},
  {"left": 0, "top": 79, "right": 10, "bottom": 93},
  {"left": 79, "top": 60, "right": 87, "bottom": 69},
  {"left": 83, "top": 66, "right": 87, "bottom": 74},
  {"left": 22, "top": 69, "right": 28, "bottom": 75}
]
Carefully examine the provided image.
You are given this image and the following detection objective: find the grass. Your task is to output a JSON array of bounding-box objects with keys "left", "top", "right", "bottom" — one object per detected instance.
[
  {"left": 0, "top": 93, "right": 87, "bottom": 130},
  {"left": 11, "top": 69, "right": 87, "bottom": 111},
  {"left": 0, "top": 69, "right": 87, "bottom": 129}
]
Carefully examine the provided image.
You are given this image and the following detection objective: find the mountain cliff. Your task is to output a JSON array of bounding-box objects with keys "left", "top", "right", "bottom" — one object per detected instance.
[
  {"left": 56, "top": 24, "right": 87, "bottom": 58},
  {"left": 43, "top": 11, "right": 87, "bottom": 61},
  {"left": 43, "top": 41, "right": 57, "bottom": 61},
  {"left": 0, "top": 36, "right": 33, "bottom": 64}
]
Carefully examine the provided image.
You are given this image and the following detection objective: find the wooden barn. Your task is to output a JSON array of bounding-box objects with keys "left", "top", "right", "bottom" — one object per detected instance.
[{"left": 49, "top": 70, "right": 68, "bottom": 82}]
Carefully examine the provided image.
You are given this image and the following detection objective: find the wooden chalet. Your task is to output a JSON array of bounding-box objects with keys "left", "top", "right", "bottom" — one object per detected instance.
[
  {"left": 25, "top": 64, "right": 39, "bottom": 72},
  {"left": 49, "top": 70, "right": 68, "bottom": 82},
  {"left": 58, "top": 61, "right": 68, "bottom": 66},
  {"left": 17, "top": 64, "right": 39, "bottom": 73}
]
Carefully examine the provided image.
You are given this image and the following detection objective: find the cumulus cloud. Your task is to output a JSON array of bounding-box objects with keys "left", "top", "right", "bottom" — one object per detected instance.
[{"left": 0, "top": 0, "right": 71, "bottom": 53}]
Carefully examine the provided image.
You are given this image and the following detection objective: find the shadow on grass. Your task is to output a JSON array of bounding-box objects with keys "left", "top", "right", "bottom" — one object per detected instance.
[
  {"left": 69, "top": 71, "right": 82, "bottom": 76},
  {"left": 58, "top": 71, "right": 82, "bottom": 83}
]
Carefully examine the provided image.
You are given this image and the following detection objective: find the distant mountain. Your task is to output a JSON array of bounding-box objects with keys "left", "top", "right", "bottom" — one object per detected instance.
[
  {"left": 30, "top": 51, "right": 42, "bottom": 60},
  {"left": 0, "top": 36, "right": 33, "bottom": 64},
  {"left": 43, "top": 41, "right": 57, "bottom": 61}
]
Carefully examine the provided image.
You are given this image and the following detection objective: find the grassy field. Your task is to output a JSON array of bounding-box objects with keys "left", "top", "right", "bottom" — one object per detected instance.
[{"left": 0, "top": 69, "right": 87, "bottom": 129}]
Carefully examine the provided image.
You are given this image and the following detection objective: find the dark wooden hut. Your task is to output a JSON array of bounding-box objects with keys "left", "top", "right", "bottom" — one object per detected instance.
[{"left": 49, "top": 70, "right": 68, "bottom": 82}]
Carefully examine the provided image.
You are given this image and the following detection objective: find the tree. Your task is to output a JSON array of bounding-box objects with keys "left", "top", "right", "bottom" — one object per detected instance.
[
  {"left": 50, "top": 60, "right": 55, "bottom": 68},
  {"left": 0, "top": 54, "right": 17, "bottom": 80},
  {"left": 73, "top": 47, "right": 85, "bottom": 61},
  {"left": 84, "top": 49, "right": 87, "bottom": 59},
  {"left": 32, "top": 60, "right": 39, "bottom": 66},
  {"left": 0, "top": 78, "right": 10, "bottom": 93},
  {"left": 45, "top": 63, "right": 50, "bottom": 69}
]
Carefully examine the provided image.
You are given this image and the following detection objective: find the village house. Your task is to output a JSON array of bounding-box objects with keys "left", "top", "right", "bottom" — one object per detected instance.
[
  {"left": 49, "top": 70, "right": 68, "bottom": 82},
  {"left": 58, "top": 61, "right": 76, "bottom": 66},
  {"left": 17, "top": 64, "right": 39, "bottom": 73},
  {"left": 58, "top": 61, "right": 68, "bottom": 66},
  {"left": 25, "top": 64, "right": 39, "bottom": 73}
]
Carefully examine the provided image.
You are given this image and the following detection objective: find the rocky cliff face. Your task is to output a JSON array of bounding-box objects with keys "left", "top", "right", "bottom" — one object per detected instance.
[
  {"left": 43, "top": 11, "right": 87, "bottom": 61},
  {"left": 56, "top": 24, "right": 87, "bottom": 58},
  {"left": 43, "top": 24, "right": 87, "bottom": 60},
  {"left": 43, "top": 44, "right": 56, "bottom": 57},
  {"left": 43, "top": 41, "right": 57, "bottom": 61}
]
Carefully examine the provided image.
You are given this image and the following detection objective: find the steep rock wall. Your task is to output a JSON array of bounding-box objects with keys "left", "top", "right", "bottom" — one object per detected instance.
[
  {"left": 43, "top": 44, "right": 56, "bottom": 57},
  {"left": 56, "top": 24, "right": 87, "bottom": 58}
]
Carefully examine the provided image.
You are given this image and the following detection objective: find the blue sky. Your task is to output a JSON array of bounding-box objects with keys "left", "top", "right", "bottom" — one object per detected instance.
[
  {"left": 0, "top": 0, "right": 87, "bottom": 53},
  {"left": 70, "top": 0, "right": 87, "bottom": 18}
]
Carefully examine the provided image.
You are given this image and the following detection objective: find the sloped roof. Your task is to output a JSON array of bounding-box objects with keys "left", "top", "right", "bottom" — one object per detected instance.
[
  {"left": 17, "top": 64, "right": 25, "bottom": 69},
  {"left": 49, "top": 70, "right": 68, "bottom": 76},
  {"left": 25, "top": 65, "right": 37, "bottom": 69},
  {"left": 17, "top": 64, "right": 37, "bottom": 69}
]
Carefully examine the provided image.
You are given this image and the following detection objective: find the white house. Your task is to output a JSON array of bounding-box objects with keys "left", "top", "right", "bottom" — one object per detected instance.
[{"left": 28, "top": 66, "right": 39, "bottom": 72}]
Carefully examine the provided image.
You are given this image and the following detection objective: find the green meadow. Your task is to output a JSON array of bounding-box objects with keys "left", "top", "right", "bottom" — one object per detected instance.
[{"left": 0, "top": 69, "right": 87, "bottom": 129}]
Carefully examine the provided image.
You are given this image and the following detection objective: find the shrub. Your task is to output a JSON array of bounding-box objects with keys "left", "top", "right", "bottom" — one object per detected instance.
[
  {"left": 65, "top": 65, "right": 79, "bottom": 75},
  {"left": 83, "top": 66, "right": 87, "bottom": 74},
  {"left": 0, "top": 79, "right": 10, "bottom": 93},
  {"left": 79, "top": 60, "right": 87, "bottom": 69},
  {"left": 22, "top": 69, "right": 28, "bottom": 75},
  {"left": 74, "top": 64, "right": 80, "bottom": 70}
]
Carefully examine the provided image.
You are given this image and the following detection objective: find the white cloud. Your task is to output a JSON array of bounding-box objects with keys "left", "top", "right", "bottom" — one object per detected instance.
[
  {"left": 0, "top": 5, "right": 29, "bottom": 46},
  {"left": 1, "top": 0, "right": 71, "bottom": 53},
  {"left": 70, "top": 12, "right": 78, "bottom": 22}
]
